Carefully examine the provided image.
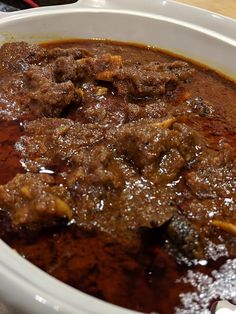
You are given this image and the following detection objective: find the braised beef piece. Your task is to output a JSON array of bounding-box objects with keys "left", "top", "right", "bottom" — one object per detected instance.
[
  {"left": 17, "top": 118, "right": 199, "bottom": 185},
  {"left": 111, "top": 61, "right": 194, "bottom": 97},
  {"left": 0, "top": 173, "right": 73, "bottom": 229},
  {"left": 125, "top": 101, "right": 169, "bottom": 122},
  {"left": 180, "top": 143, "right": 236, "bottom": 256},
  {"left": 171, "top": 96, "right": 215, "bottom": 118},
  {"left": 125, "top": 96, "right": 220, "bottom": 126},
  {"left": 0, "top": 42, "right": 87, "bottom": 120},
  {"left": 65, "top": 144, "right": 176, "bottom": 247},
  {"left": 162, "top": 143, "right": 236, "bottom": 261},
  {"left": 0, "top": 70, "right": 76, "bottom": 119},
  {"left": 0, "top": 42, "right": 87, "bottom": 73},
  {"left": 180, "top": 198, "right": 236, "bottom": 259},
  {"left": 0, "top": 42, "right": 46, "bottom": 72},
  {"left": 47, "top": 46, "right": 89, "bottom": 62},
  {"left": 77, "top": 54, "right": 194, "bottom": 97},
  {"left": 112, "top": 118, "right": 199, "bottom": 184},
  {"left": 23, "top": 69, "right": 77, "bottom": 117},
  {"left": 162, "top": 141, "right": 236, "bottom": 260},
  {"left": 186, "top": 143, "right": 236, "bottom": 199},
  {"left": 74, "top": 82, "right": 128, "bottom": 126},
  {"left": 67, "top": 144, "right": 125, "bottom": 189},
  {"left": 76, "top": 54, "right": 122, "bottom": 81},
  {"left": 16, "top": 118, "right": 106, "bottom": 171}
]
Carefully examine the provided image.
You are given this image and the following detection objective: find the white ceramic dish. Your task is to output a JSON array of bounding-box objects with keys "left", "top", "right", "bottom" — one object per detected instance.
[{"left": 0, "top": 1, "right": 236, "bottom": 313}]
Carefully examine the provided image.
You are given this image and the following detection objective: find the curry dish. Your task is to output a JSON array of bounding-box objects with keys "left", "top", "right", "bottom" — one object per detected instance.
[{"left": 0, "top": 40, "right": 235, "bottom": 313}]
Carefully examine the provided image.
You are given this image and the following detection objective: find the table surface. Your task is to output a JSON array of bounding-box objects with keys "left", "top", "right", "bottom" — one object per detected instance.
[{"left": 175, "top": 0, "right": 236, "bottom": 19}]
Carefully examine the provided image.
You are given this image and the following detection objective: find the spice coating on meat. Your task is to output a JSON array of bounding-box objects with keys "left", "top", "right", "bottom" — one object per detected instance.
[
  {"left": 112, "top": 118, "right": 199, "bottom": 184},
  {"left": 0, "top": 173, "right": 73, "bottom": 228},
  {"left": 66, "top": 144, "right": 176, "bottom": 247},
  {"left": 0, "top": 42, "right": 46, "bottom": 72},
  {"left": 76, "top": 54, "right": 122, "bottom": 81},
  {"left": 77, "top": 54, "right": 194, "bottom": 97},
  {"left": 16, "top": 118, "right": 106, "bottom": 171},
  {"left": 0, "top": 42, "right": 86, "bottom": 120},
  {"left": 181, "top": 144, "right": 236, "bottom": 257}
]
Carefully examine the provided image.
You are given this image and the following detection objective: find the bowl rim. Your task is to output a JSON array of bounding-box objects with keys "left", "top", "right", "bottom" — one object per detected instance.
[{"left": 0, "top": 0, "right": 236, "bottom": 40}]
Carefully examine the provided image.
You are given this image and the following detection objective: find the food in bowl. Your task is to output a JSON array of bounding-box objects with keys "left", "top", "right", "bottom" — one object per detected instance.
[{"left": 0, "top": 39, "right": 235, "bottom": 314}]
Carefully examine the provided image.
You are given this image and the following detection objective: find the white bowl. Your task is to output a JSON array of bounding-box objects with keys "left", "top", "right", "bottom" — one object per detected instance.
[{"left": 0, "top": 1, "right": 236, "bottom": 313}]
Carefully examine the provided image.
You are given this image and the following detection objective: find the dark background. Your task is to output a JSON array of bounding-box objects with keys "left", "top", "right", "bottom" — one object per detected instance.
[{"left": 0, "top": 0, "right": 77, "bottom": 10}]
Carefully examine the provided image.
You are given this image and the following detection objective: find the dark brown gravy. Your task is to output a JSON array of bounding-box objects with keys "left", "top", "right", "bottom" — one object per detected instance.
[{"left": 0, "top": 39, "right": 236, "bottom": 314}]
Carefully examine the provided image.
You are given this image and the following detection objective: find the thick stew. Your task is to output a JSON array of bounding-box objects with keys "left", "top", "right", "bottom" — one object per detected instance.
[{"left": 0, "top": 39, "right": 235, "bottom": 314}]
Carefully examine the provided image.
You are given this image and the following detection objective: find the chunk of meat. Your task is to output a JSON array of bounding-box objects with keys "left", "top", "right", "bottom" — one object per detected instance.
[
  {"left": 186, "top": 143, "right": 236, "bottom": 199},
  {"left": 47, "top": 46, "right": 89, "bottom": 61},
  {"left": 16, "top": 118, "right": 106, "bottom": 171},
  {"left": 180, "top": 143, "right": 236, "bottom": 257},
  {"left": 67, "top": 145, "right": 125, "bottom": 189},
  {"left": 111, "top": 118, "right": 199, "bottom": 184},
  {"left": 124, "top": 101, "right": 170, "bottom": 123},
  {"left": 0, "top": 42, "right": 88, "bottom": 120},
  {"left": 74, "top": 82, "right": 127, "bottom": 127},
  {"left": 179, "top": 198, "right": 236, "bottom": 258},
  {"left": 66, "top": 145, "right": 176, "bottom": 247},
  {"left": 18, "top": 116, "right": 199, "bottom": 185},
  {"left": 0, "top": 42, "right": 86, "bottom": 73},
  {"left": 0, "top": 42, "right": 46, "bottom": 72},
  {"left": 0, "top": 69, "right": 76, "bottom": 119},
  {"left": 77, "top": 54, "right": 194, "bottom": 97},
  {"left": 76, "top": 54, "right": 122, "bottom": 81},
  {"left": 111, "top": 61, "right": 194, "bottom": 97},
  {"left": 0, "top": 173, "right": 73, "bottom": 228},
  {"left": 53, "top": 56, "right": 78, "bottom": 82},
  {"left": 23, "top": 69, "right": 77, "bottom": 117}
]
